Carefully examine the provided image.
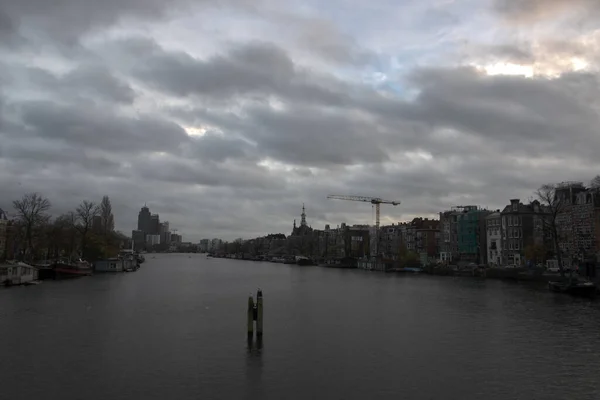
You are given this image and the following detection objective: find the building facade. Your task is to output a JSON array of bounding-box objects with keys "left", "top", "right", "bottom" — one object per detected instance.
[
  {"left": 150, "top": 214, "right": 160, "bottom": 235},
  {"left": 485, "top": 212, "right": 502, "bottom": 266},
  {"left": 137, "top": 205, "right": 152, "bottom": 234},
  {"left": 439, "top": 209, "right": 460, "bottom": 264},
  {"left": 500, "top": 199, "right": 549, "bottom": 267},
  {"left": 146, "top": 234, "right": 161, "bottom": 246},
  {"left": 379, "top": 224, "right": 402, "bottom": 260},
  {"left": 456, "top": 206, "right": 490, "bottom": 264},
  {"left": 412, "top": 218, "right": 440, "bottom": 264}
]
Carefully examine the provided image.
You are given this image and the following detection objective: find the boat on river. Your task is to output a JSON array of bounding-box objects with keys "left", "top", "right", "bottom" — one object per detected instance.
[
  {"left": 548, "top": 280, "right": 596, "bottom": 297},
  {"left": 54, "top": 259, "right": 93, "bottom": 278},
  {"left": 295, "top": 256, "right": 315, "bottom": 266}
]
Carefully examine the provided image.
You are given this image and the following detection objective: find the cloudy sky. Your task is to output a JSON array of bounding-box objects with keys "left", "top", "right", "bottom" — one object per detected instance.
[{"left": 1, "top": 0, "right": 599, "bottom": 241}]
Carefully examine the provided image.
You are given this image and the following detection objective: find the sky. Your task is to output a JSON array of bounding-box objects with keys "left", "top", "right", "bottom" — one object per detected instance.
[{"left": 1, "top": 0, "right": 599, "bottom": 241}]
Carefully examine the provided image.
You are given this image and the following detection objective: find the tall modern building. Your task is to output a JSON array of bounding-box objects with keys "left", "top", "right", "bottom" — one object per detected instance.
[
  {"left": 159, "top": 222, "right": 171, "bottom": 245},
  {"left": 150, "top": 214, "right": 160, "bottom": 235},
  {"left": 137, "top": 205, "right": 152, "bottom": 234}
]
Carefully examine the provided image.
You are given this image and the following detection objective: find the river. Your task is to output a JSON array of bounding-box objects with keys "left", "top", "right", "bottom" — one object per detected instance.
[{"left": 2, "top": 253, "right": 600, "bottom": 399}]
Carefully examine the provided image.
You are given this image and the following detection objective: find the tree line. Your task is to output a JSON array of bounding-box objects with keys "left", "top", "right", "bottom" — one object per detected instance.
[{"left": 4, "top": 193, "right": 127, "bottom": 262}]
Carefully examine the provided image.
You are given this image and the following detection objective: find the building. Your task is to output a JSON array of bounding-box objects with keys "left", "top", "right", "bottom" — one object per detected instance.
[
  {"left": 150, "top": 214, "right": 160, "bottom": 235},
  {"left": 159, "top": 222, "right": 171, "bottom": 245},
  {"left": 379, "top": 224, "right": 402, "bottom": 260},
  {"left": 552, "top": 183, "right": 600, "bottom": 267},
  {"left": 500, "top": 199, "right": 550, "bottom": 267},
  {"left": 413, "top": 218, "right": 440, "bottom": 264},
  {"left": 199, "top": 239, "right": 210, "bottom": 252},
  {"left": 456, "top": 206, "right": 491, "bottom": 264},
  {"left": 347, "top": 225, "right": 370, "bottom": 259},
  {"left": 320, "top": 224, "right": 346, "bottom": 259},
  {"left": 137, "top": 205, "right": 152, "bottom": 234},
  {"left": 485, "top": 212, "right": 502, "bottom": 266},
  {"left": 171, "top": 234, "right": 183, "bottom": 244},
  {"left": 290, "top": 204, "right": 314, "bottom": 237},
  {"left": 554, "top": 182, "right": 587, "bottom": 264},
  {"left": 439, "top": 209, "right": 461, "bottom": 264},
  {"left": 146, "top": 234, "right": 161, "bottom": 246}
]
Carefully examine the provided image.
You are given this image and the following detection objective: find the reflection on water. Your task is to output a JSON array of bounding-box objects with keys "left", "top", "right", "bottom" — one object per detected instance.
[{"left": 1, "top": 254, "right": 600, "bottom": 400}]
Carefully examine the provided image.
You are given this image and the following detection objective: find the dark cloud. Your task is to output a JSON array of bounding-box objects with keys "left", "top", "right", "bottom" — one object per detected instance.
[
  {"left": 131, "top": 155, "right": 285, "bottom": 190},
  {"left": 116, "top": 38, "right": 350, "bottom": 106},
  {"left": 1, "top": 137, "right": 122, "bottom": 173},
  {"left": 295, "top": 19, "right": 375, "bottom": 66},
  {"left": 394, "top": 67, "right": 600, "bottom": 160},
  {"left": 16, "top": 100, "right": 189, "bottom": 154},
  {"left": 243, "top": 105, "right": 390, "bottom": 166},
  {"left": 6, "top": 65, "right": 135, "bottom": 105},
  {"left": 0, "top": 0, "right": 194, "bottom": 43}
]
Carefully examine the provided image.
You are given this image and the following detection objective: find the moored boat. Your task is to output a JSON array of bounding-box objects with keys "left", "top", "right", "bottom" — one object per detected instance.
[
  {"left": 296, "top": 256, "right": 315, "bottom": 266},
  {"left": 548, "top": 280, "right": 596, "bottom": 297},
  {"left": 54, "top": 259, "right": 93, "bottom": 278}
]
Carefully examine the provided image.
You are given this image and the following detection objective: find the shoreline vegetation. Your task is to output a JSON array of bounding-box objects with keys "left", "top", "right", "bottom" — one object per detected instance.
[{"left": 2, "top": 192, "right": 128, "bottom": 264}]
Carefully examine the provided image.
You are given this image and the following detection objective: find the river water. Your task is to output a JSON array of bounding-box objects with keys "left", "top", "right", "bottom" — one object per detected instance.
[{"left": 2, "top": 254, "right": 600, "bottom": 399}]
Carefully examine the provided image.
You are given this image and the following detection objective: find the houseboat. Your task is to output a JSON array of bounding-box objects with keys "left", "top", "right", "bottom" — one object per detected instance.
[
  {"left": 1, "top": 262, "right": 39, "bottom": 286},
  {"left": 94, "top": 251, "right": 139, "bottom": 273}
]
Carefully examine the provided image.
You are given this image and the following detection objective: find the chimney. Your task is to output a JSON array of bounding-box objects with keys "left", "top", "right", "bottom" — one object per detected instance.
[{"left": 510, "top": 199, "right": 519, "bottom": 211}]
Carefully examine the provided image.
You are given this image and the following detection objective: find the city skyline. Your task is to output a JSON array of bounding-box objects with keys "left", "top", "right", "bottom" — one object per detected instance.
[{"left": 2, "top": 0, "right": 600, "bottom": 241}]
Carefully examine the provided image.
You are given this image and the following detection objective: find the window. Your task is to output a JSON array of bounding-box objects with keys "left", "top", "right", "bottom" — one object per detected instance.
[{"left": 515, "top": 242, "right": 519, "bottom": 250}]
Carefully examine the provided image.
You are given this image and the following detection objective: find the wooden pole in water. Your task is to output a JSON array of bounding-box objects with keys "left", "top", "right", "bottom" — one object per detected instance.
[
  {"left": 256, "top": 289, "right": 263, "bottom": 338},
  {"left": 247, "top": 295, "right": 255, "bottom": 339}
]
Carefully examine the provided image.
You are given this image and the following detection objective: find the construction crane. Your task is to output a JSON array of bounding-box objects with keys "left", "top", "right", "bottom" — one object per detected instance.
[{"left": 326, "top": 195, "right": 401, "bottom": 229}]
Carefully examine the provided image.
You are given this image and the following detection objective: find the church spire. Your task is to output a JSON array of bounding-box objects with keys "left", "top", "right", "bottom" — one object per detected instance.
[{"left": 301, "top": 203, "right": 307, "bottom": 226}]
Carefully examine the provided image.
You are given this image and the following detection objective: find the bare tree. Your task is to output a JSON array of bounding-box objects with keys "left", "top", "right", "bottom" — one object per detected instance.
[
  {"left": 99, "top": 196, "right": 115, "bottom": 233},
  {"left": 590, "top": 175, "right": 600, "bottom": 189},
  {"left": 50, "top": 212, "right": 78, "bottom": 258},
  {"left": 12, "top": 193, "right": 51, "bottom": 260},
  {"left": 535, "top": 184, "right": 567, "bottom": 276},
  {"left": 75, "top": 200, "right": 99, "bottom": 259}
]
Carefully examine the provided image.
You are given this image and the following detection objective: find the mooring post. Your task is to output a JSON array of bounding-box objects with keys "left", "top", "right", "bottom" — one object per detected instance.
[
  {"left": 256, "top": 289, "right": 263, "bottom": 338},
  {"left": 247, "top": 295, "right": 255, "bottom": 339}
]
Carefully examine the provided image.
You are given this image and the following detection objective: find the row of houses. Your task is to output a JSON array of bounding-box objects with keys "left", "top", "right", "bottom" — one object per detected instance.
[
  {"left": 376, "top": 182, "right": 600, "bottom": 269},
  {"left": 217, "top": 182, "right": 599, "bottom": 270}
]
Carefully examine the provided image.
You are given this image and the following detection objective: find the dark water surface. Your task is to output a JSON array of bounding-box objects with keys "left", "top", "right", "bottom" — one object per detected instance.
[{"left": 2, "top": 254, "right": 600, "bottom": 399}]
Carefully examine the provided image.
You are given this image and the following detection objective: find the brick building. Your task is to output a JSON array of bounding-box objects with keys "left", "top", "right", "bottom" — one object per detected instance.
[
  {"left": 500, "top": 199, "right": 550, "bottom": 267},
  {"left": 412, "top": 218, "right": 440, "bottom": 262}
]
